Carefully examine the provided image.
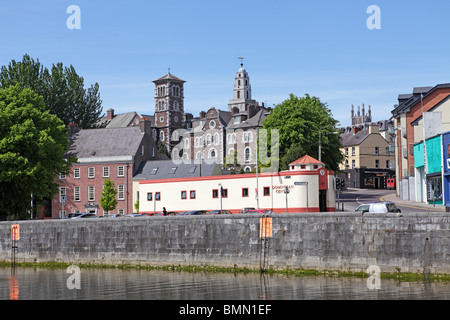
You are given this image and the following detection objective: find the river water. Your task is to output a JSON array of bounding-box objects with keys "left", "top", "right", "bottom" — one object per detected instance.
[{"left": 1, "top": 267, "right": 449, "bottom": 300}]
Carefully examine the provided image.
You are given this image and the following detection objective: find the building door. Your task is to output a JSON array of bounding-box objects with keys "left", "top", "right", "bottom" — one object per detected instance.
[{"left": 319, "top": 190, "right": 327, "bottom": 212}]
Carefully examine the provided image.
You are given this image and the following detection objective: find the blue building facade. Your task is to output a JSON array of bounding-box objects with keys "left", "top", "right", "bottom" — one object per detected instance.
[{"left": 443, "top": 131, "right": 450, "bottom": 206}]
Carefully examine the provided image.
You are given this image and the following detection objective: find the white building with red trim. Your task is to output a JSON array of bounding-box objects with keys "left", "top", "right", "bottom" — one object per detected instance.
[{"left": 138, "top": 155, "right": 336, "bottom": 214}]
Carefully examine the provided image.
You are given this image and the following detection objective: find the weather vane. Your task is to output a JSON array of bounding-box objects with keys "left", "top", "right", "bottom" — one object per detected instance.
[{"left": 238, "top": 57, "right": 244, "bottom": 66}]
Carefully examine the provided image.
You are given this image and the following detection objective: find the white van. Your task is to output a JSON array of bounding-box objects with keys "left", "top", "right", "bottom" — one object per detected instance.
[{"left": 355, "top": 202, "right": 401, "bottom": 214}]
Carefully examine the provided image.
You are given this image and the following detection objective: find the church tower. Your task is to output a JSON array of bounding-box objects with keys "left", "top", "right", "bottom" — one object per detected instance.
[
  {"left": 228, "top": 63, "right": 257, "bottom": 123},
  {"left": 153, "top": 72, "right": 186, "bottom": 152}
]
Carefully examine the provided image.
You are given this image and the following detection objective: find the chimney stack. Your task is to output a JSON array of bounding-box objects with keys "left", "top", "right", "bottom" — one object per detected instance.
[{"left": 107, "top": 108, "right": 115, "bottom": 120}]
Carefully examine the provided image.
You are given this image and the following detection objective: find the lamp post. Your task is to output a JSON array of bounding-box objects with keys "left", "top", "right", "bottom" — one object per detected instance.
[
  {"left": 219, "top": 183, "right": 223, "bottom": 214},
  {"left": 318, "top": 128, "right": 340, "bottom": 162}
]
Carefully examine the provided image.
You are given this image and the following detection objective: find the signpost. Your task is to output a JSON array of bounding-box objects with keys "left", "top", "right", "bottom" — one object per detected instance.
[{"left": 294, "top": 182, "right": 309, "bottom": 213}]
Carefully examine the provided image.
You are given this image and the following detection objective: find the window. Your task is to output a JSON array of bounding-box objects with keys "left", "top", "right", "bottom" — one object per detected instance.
[
  {"left": 188, "top": 166, "right": 197, "bottom": 173},
  {"left": 352, "top": 160, "right": 356, "bottom": 168},
  {"left": 313, "top": 165, "right": 318, "bottom": 169},
  {"left": 74, "top": 168, "right": 80, "bottom": 179},
  {"left": 242, "top": 188, "right": 249, "bottom": 197},
  {"left": 210, "top": 120, "right": 216, "bottom": 129},
  {"left": 118, "top": 209, "right": 124, "bottom": 215},
  {"left": 386, "top": 147, "right": 390, "bottom": 156},
  {"left": 117, "top": 166, "right": 124, "bottom": 177},
  {"left": 155, "top": 192, "right": 161, "bottom": 201},
  {"left": 169, "top": 167, "right": 177, "bottom": 174},
  {"left": 214, "top": 133, "right": 220, "bottom": 145},
  {"left": 245, "top": 147, "right": 251, "bottom": 162},
  {"left": 150, "top": 168, "right": 158, "bottom": 175},
  {"left": 386, "top": 160, "right": 390, "bottom": 169},
  {"left": 375, "top": 159, "right": 379, "bottom": 168},
  {"left": 352, "top": 147, "right": 355, "bottom": 156},
  {"left": 300, "top": 165, "right": 306, "bottom": 169},
  {"left": 118, "top": 184, "right": 125, "bottom": 200},
  {"left": 345, "top": 148, "right": 348, "bottom": 156},
  {"left": 59, "top": 173, "right": 66, "bottom": 180},
  {"left": 147, "top": 193, "right": 153, "bottom": 201},
  {"left": 59, "top": 187, "right": 66, "bottom": 203},
  {"left": 103, "top": 166, "right": 110, "bottom": 178},
  {"left": 88, "top": 186, "right": 95, "bottom": 201},
  {"left": 190, "top": 190, "right": 196, "bottom": 199},
  {"left": 88, "top": 167, "right": 95, "bottom": 178},
  {"left": 263, "top": 187, "right": 270, "bottom": 196},
  {"left": 375, "top": 147, "right": 379, "bottom": 155},
  {"left": 209, "top": 149, "right": 216, "bottom": 158},
  {"left": 206, "top": 134, "right": 211, "bottom": 145},
  {"left": 212, "top": 189, "right": 219, "bottom": 198},
  {"left": 74, "top": 186, "right": 80, "bottom": 202},
  {"left": 221, "top": 188, "right": 228, "bottom": 198},
  {"left": 181, "top": 191, "right": 187, "bottom": 200}
]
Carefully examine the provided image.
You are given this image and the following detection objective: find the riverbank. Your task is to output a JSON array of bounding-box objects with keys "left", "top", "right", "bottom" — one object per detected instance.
[{"left": 1, "top": 213, "right": 450, "bottom": 277}]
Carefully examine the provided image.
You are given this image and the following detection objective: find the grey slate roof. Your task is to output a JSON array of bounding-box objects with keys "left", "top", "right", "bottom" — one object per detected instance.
[
  {"left": 133, "top": 160, "right": 225, "bottom": 180},
  {"left": 153, "top": 73, "right": 186, "bottom": 83},
  {"left": 340, "top": 130, "right": 370, "bottom": 147},
  {"left": 67, "top": 127, "right": 144, "bottom": 159}
]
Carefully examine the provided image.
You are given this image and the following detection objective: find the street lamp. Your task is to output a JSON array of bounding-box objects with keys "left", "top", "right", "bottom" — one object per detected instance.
[
  {"left": 318, "top": 128, "right": 340, "bottom": 162},
  {"left": 218, "top": 183, "right": 223, "bottom": 214}
]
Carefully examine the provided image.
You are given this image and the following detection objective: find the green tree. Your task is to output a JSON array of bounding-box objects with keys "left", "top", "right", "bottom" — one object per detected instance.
[
  {"left": 100, "top": 178, "right": 118, "bottom": 215},
  {"left": 0, "top": 85, "right": 75, "bottom": 220},
  {"left": 0, "top": 54, "right": 103, "bottom": 128},
  {"left": 263, "top": 93, "right": 343, "bottom": 172}
]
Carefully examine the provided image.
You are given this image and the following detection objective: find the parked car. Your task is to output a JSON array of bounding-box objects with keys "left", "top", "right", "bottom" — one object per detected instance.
[
  {"left": 208, "top": 210, "right": 232, "bottom": 215},
  {"left": 244, "top": 209, "right": 275, "bottom": 214},
  {"left": 179, "top": 210, "right": 209, "bottom": 215},
  {"left": 355, "top": 202, "right": 401, "bottom": 214},
  {"left": 67, "top": 212, "right": 82, "bottom": 218},
  {"left": 239, "top": 207, "right": 255, "bottom": 214},
  {"left": 153, "top": 211, "right": 178, "bottom": 216},
  {"left": 125, "top": 213, "right": 149, "bottom": 217},
  {"left": 71, "top": 213, "right": 98, "bottom": 219}
]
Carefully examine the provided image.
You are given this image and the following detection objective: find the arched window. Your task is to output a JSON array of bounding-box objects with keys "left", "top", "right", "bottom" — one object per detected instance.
[
  {"left": 196, "top": 151, "right": 202, "bottom": 160},
  {"left": 214, "top": 133, "right": 220, "bottom": 146},
  {"left": 237, "top": 91, "right": 240, "bottom": 99},
  {"left": 245, "top": 147, "right": 251, "bottom": 162},
  {"left": 206, "top": 134, "right": 211, "bottom": 146},
  {"left": 209, "top": 149, "right": 217, "bottom": 159}
]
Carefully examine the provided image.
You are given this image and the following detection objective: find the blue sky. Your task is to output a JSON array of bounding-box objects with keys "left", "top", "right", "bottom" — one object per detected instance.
[{"left": 1, "top": 0, "right": 450, "bottom": 127}]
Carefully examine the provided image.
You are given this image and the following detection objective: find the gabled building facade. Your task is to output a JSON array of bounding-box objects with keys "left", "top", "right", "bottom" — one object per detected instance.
[
  {"left": 47, "top": 119, "right": 160, "bottom": 218},
  {"left": 392, "top": 83, "right": 450, "bottom": 202}
]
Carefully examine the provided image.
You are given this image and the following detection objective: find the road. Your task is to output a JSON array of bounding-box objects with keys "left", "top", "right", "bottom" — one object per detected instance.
[{"left": 337, "top": 188, "right": 428, "bottom": 213}]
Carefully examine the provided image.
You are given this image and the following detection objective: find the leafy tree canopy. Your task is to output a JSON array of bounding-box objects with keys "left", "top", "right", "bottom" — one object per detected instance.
[
  {"left": 100, "top": 178, "right": 118, "bottom": 214},
  {"left": 0, "top": 54, "right": 102, "bottom": 129},
  {"left": 0, "top": 85, "right": 76, "bottom": 220},
  {"left": 263, "top": 93, "right": 343, "bottom": 172}
]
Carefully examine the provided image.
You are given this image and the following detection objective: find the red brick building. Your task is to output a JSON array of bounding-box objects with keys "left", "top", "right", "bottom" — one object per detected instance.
[{"left": 46, "top": 119, "right": 160, "bottom": 218}]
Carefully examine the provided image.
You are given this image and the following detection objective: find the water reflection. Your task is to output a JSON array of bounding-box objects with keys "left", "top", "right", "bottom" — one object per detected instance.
[{"left": 0, "top": 267, "right": 449, "bottom": 300}]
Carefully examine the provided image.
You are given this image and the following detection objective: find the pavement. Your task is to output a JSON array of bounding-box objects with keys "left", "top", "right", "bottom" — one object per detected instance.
[{"left": 379, "top": 190, "right": 447, "bottom": 212}]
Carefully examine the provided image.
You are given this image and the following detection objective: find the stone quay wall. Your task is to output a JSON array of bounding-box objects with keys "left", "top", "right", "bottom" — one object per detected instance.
[{"left": 1, "top": 213, "right": 449, "bottom": 274}]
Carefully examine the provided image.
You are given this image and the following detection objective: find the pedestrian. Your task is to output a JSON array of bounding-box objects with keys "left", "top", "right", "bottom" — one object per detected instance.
[{"left": 163, "top": 207, "right": 167, "bottom": 216}]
